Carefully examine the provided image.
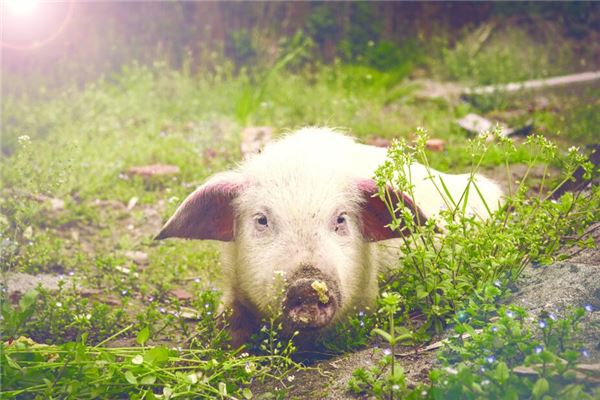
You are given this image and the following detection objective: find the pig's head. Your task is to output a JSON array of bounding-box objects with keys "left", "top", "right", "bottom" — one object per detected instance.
[{"left": 156, "top": 130, "right": 427, "bottom": 343}]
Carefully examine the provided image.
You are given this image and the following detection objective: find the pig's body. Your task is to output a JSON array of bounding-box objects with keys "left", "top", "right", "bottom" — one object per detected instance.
[{"left": 157, "top": 127, "right": 503, "bottom": 347}]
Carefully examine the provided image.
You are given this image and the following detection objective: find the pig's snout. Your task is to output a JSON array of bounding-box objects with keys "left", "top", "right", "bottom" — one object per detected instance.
[{"left": 283, "top": 276, "right": 339, "bottom": 330}]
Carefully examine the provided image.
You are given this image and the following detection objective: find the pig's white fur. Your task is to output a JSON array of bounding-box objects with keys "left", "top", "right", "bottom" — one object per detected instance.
[{"left": 209, "top": 127, "right": 503, "bottom": 323}]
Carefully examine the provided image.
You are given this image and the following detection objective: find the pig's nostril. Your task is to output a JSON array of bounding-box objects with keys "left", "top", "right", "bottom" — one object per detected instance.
[{"left": 284, "top": 278, "right": 339, "bottom": 329}]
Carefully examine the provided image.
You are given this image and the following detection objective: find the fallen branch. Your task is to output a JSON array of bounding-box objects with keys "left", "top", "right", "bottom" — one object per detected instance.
[
  {"left": 396, "top": 330, "right": 482, "bottom": 357},
  {"left": 513, "top": 363, "right": 600, "bottom": 384},
  {"left": 464, "top": 71, "right": 600, "bottom": 96}
]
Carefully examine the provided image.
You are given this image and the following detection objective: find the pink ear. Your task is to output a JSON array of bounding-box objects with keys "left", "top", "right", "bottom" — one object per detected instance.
[
  {"left": 155, "top": 180, "right": 244, "bottom": 242},
  {"left": 357, "top": 179, "right": 428, "bottom": 242}
]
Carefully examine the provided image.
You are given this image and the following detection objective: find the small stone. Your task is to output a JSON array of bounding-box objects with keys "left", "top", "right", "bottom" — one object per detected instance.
[
  {"left": 126, "top": 197, "right": 138, "bottom": 211},
  {"left": 49, "top": 198, "right": 65, "bottom": 211},
  {"left": 457, "top": 113, "right": 513, "bottom": 137},
  {"left": 366, "top": 136, "right": 391, "bottom": 148},
  {"left": 124, "top": 251, "right": 149, "bottom": 265},
  {"left": 126, "top": 164, "right": 180, "bottom": 178},
  {"left": 425, "top": 139, "right": 445, "bottom": 152},
  {"left": 170, "top": 288, "right": 193, "bottom": 301}
]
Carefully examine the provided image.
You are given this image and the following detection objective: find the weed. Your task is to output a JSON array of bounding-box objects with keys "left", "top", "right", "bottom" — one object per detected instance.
[
  {"left": 423, "top": 306, "right": 599, "bottom": 399},
  {"left": 348, "top": 129, "right": 599, "bottom": 398}
]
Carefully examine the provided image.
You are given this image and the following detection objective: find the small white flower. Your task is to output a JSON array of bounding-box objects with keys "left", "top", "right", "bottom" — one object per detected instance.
[
  {"left": 287, "top": 375, "right": 295, "bottom": 382},
  {"left": 18, "top": 135, "right": 31, "bottom": 144},
  {"left": 132, "top": 354, "right": 144, "bottom": 365}
]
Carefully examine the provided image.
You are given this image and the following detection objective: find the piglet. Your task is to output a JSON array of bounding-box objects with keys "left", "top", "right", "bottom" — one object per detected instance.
[{"left": 156, "top": 128, "right": 503, "bottom": 347}]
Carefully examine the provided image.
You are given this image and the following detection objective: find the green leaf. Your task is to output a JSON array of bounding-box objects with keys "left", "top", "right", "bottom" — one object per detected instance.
[
  {"left": 495, "top": 362, "right": 510, "bottom": 384},
  {"left": 136, "top": 326, "right": 150, "bottom": 346},
  {"left": 242, "top": 388, "right": 253, "bottom": 399},
  {"left": 145, "top": 347, "right": 170, "bottom": 365},
  {"left": 124, "top": 370, "right": 138, "bottom": 385},
  {"left": 532, "top": 377, "right": 549, "bottom": 399},
  {"left": 218, "top": 382, "right": 227, "bottom": 396},
  {"left": 19, "top": 290, "right": 39, "bottom": 311},
  {"left": 141, "top": 375, "right": 157, "bottom": 385},
  {"left": 5, "top": 355, "right": 23, "bottom": 371},
  {"left": 372, "top": 328, "right": 392, "bottom": 342}
]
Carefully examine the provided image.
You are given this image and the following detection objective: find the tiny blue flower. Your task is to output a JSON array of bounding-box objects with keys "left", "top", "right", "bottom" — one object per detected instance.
[
  {"left": 358, "top": 311, "right": 365, "bottom": 317},
  {"left": 159, "top": 307, "right": 166, "bottom": 313},
  {"left": 383, "top": 348, "right": 392, "bottom": 356},
  {"left": 584, "top": 304, "right": 593, "bottom": 313},
  {"left": 491, "top": 326, "right": 498, "bottom": 333},
  {"left": 359, "top": 321, "right": 365, "bottom": 327},
  {"left": 581, "top": 349, "right": 590, "bottom": 358},
  {"left": 121, "top": 290, "right": 128, "bottom": 296},
  {"left": 505, "top": 310, "right": 515, "bottom": 318},
  {"left": 205, "top": 303, "right": 210, "bottom": 308},
  {"left": 538, "top": 320, "right": 547, "bottom": 329},
  {"left": 534, "top": 346, "right": 543, "bottom": 354},
  {"left": 548, "top": 312, "right": 557, "bottom": 321},
  {"left": 494, "top": 280, "right": 502, "bottom": 288},
  {"left": 485, "top": 355, "right": 495, "bottom": 364},
  {"left": 68, "top": 271, "right": 75, "bottom": 276},
  {"left": 457, "top": 311, "right": 469, "bottom": 323},
  {"left": 194, "top": 277, "right": 201, "bottom": 283},
  {"left": 479, "top": 366, "right": 486, "bottom": 373}
]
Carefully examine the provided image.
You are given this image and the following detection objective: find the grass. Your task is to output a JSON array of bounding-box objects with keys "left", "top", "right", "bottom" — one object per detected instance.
[{"left": 2, "top": 21, "right": 599, "bottom": 398}]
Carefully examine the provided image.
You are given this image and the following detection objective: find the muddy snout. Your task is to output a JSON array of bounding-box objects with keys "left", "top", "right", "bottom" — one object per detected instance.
[{"left": 283, "top": 273, "right": 340, "bottom": 330}]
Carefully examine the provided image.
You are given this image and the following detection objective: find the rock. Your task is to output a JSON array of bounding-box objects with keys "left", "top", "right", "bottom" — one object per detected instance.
[
  {"left": 92, "top": 199, "right": 125, "bottom": 209},
  {"left": 32, "top": 194, "right": 65, "bottom": 211},
  {"left": 170, "top": 288, "right": 194, "bottom": 301},
  {"left": 414, "top": 79, "right": 462, "bottom": 103},
  {"left": 425, "top": 139, "right": 445, "bottom": 152},
  {"left": 366, "top": 136, "right": 391, "bottom": 148},
  {"left": 510, "top": 249, "right": 600, "bottom": 362},
  {"left": 126, "top": 196, "right": 139, "bottom": 211},
  {"left": 241, "top": 126, "right": 273, "bottom": 157},
  {"left": 127, "top": 164, "right": 180, "bottom": 178},
  {"left": 456, "top": 113, "right": 514, "bottom": 137},
  {"left": 124, "top": 250, "right": 149, "bottom": 265},
  {"left": 4, "top": 272, "right": 76, "bottom": 301},
  {"left": 48, "top": 198, "right": 65, "bottom": 211}
]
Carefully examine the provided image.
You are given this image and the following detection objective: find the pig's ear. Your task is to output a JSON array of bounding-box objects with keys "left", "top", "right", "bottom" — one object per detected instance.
[
  {"left": 357, "top": 179, "right": 428, "bottom": 242},
  {"left": 155, "top": 173, "right": 246, "bottom": 242}
]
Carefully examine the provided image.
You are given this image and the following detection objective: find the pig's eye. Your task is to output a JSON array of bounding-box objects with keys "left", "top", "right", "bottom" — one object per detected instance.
[
  {"left": 254, "top": 214, "right": 269, "bottom": 231},
  {"left": 334, "top": 213, "right": 349, "bottom": 235}
]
